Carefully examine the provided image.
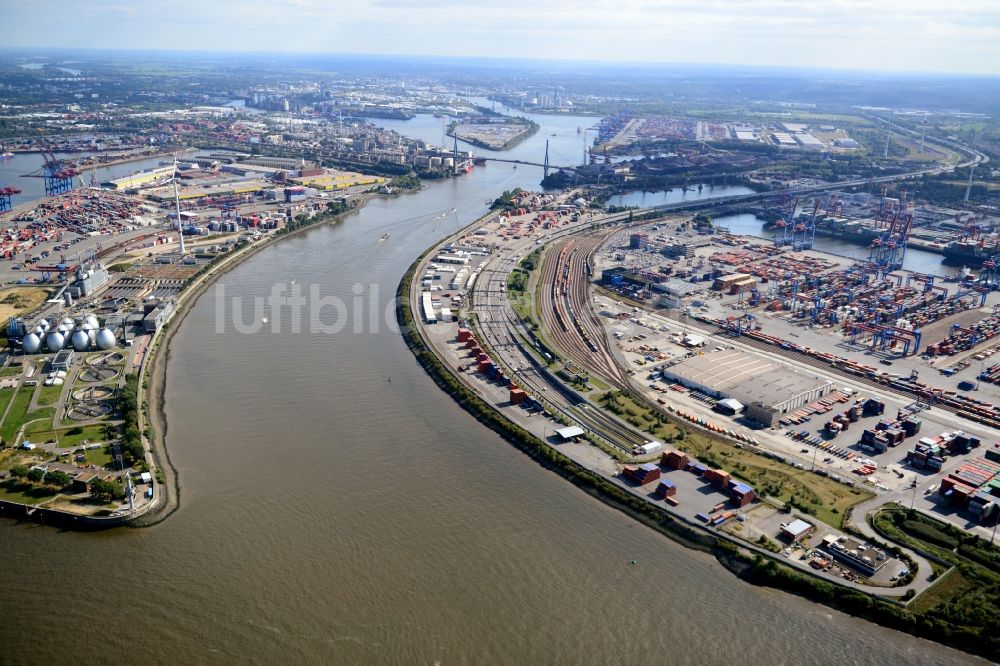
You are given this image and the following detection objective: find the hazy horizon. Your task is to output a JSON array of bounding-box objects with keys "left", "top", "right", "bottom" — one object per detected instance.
[{"left": 6, "top": 0, "right": 1000, "bottom": 76}]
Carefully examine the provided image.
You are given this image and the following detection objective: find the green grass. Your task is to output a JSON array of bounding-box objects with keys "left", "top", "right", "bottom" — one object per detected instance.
[
  {"left": 0, "top": 387, "right": 16, "bottom": 420},
  {"left": 58, "top": 425, "right": 109, "bottom": 449},
  {"left": 911, "top": 567, "right": 968, "bottom": 613},
  {"left": 0, "top": 367, "right": 23, "bottom": 377},
  {"left": 1, "top": 388, "right": 33, "bottom": 442},
  {"left": 82, "top": 445, "right": 113, "bottom": 468},
  {"left": 0, "top": 480, "right": 57, "bottom": 505},
  {"left": 2, "top": 385, "right": 57, "bottom": 444},
  {"left": 588, "top": 376, "right": 610, "bottom": 391},
  {"left": 36, "top": 383, "right": 64, "bottom": 407}
]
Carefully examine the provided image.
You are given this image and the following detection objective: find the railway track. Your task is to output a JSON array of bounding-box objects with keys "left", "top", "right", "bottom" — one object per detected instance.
[
  {"left": 538, "top": 232, "right": 631, "bottom": 390},
  {"left": 472, "top": 250, "right": 650, "bottom": 452}
]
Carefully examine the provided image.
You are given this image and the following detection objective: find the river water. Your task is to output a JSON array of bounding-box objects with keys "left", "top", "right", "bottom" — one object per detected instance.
[
  {"left": 0, "top": 110, "right": 982, "bottom": 664},
  {"left": 0, "top": 152, "right": 170, "bottom": 210}
]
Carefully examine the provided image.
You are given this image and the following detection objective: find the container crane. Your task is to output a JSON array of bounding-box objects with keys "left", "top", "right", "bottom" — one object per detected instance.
[
  {"left": 0, "top": 185, "right": 22, "bottom": 213},
  {"left": 792, "top": 199, "right": 819, "bottom": 251},
  {"left": 22, "top": 149, "right": 79, "bottom": 196},
  {"left": 868, "top": 190, "right": 912, "bottom": 276}
]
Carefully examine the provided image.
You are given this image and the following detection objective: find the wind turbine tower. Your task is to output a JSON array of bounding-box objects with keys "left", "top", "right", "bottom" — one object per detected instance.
[{"left": 172, "top": 158, "right": 186, "bottom": 255}]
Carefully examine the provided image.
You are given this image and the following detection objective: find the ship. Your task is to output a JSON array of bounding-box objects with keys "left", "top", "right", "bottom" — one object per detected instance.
[
  {"left": 380, "top": 233, "right": 390, "bottom": 241},
  {"left": 940, "top": 238, "right": 999, "bottom": 266}
]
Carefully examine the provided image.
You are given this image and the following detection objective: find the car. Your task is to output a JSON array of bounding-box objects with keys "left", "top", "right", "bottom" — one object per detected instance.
[
  {"left": 801, "top": 448, "right": 809, "bottom": 453},
  {"left": 880, "top": 359, "right": 893, "bottom": 366}
]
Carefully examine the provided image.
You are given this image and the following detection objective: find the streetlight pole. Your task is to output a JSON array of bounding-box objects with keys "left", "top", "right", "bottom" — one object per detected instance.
[{"left": 811, "top": 444, "right": 818, "bottom": 472}]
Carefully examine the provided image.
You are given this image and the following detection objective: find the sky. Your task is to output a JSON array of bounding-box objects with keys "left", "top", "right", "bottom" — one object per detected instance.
[{"left": 5, "top": 0, "right": 1000, "bottom": 75}]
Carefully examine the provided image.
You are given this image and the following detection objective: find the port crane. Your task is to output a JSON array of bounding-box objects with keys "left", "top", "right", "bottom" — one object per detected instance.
[
  {"left": 22, "top": 149, "right": 79, "bottom": 196},
  {"left": 791, "top": 199, "right": 819, "bottom": 251},
  {"left": 771, "top": 196, "right": 799, "bottom": 247},
  {"left": 868, "top": 189, "right": 912, "bottom": 276},
  {"left": 0, "top": 185, "right": 22, "bottom": 213}
]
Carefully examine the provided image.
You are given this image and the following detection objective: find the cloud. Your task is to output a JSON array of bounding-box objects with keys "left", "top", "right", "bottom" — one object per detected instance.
[{"left": 5, "top": 0, "right": 999, "bottom": 74}]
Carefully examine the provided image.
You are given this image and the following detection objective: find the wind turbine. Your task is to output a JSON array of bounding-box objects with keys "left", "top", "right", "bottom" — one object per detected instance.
[{"left": 170, "top": 158, "right": 186, "bottom": 255}]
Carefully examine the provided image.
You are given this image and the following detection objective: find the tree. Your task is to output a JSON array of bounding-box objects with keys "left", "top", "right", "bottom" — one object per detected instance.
[
  {"left": 26, "top": 467, "right": 45, "bottom": 483},
  {"left": 44, "top": 470, "right": 71, "bottom": 488},
  {"left": 122, "top": 438, "right": 144, "bottom": 465},
  {"left": 89, "top": 478, "right": 125, "bottom": 501},
  {"left": 9, "top": 464, "right": 28, "bottom": 478}
]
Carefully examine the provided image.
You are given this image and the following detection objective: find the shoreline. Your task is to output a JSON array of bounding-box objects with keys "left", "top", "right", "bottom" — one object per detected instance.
[
  {"left": 447, "top": 119, "right": 540, "bottom": 152},
  {"left": 134, "top": 192, "right": 386, "bottom": 527},
  {"left": 0, "top": 188, "right": 387, "bottom": 530},
  {"left": 397, "top": 219, "right": 999, "bottom": 663}
]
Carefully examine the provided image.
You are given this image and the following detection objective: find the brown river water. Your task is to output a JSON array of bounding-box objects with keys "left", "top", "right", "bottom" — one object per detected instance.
[{"left": 0, "top": 111, "right": 986, "bottom": 664}]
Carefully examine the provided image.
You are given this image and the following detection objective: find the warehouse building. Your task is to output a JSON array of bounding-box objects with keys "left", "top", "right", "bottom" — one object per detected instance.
[
  {"left": 652, "top": 278, "right": 701, "bottom": 308},
  {"left": 660, "top": 349, "right": 832, "bottom": 414}
]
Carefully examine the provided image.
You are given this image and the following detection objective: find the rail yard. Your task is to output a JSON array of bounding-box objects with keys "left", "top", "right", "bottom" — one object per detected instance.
[{"left": 411, "top": 179, "right": 1000, "bottom": 604}]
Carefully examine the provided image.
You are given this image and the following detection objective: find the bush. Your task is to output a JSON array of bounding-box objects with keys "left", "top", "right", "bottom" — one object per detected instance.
[{"left": 901, "top": 520, "right": 959, "bottom": 550}]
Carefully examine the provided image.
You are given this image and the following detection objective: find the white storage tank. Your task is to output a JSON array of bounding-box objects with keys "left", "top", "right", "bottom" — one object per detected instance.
[
  {"left": 96, "top": 328, "right": 116, "bottom": 350},
  {"left": 46, "top": 331, "right": 65, "bottom": 351},
  {"left": 22, "top": 333, "right": 41, "bottom": 354},
  {"left": 71, "top": 330, "right": 91, "bottom": 351}
]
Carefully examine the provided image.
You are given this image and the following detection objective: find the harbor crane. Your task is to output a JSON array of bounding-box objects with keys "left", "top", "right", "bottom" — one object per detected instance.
[{"left": 22, "top": 149, "right": 79, "bottom": 196}]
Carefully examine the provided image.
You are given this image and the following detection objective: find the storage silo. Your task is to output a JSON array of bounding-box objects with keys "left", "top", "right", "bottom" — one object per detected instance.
[
  {"left": 96, "top": 328, "right": 116, "bottom": 350},
  {"left": 71, "top": 330, "right": 91, "bottom": 351},
  {"left": 46, "top": 331, "right": 65, "bottom": 351},
  {"left": 22, "top": 333, "right": 41, "bottom": 354}
]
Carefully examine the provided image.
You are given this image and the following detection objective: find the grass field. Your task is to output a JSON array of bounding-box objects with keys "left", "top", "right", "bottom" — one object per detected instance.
[
  {"left": 0, "top": 286, "right": 50, "bottom": 320},
  {"left": 0, "top": 387, "right": 16, "bottom": 420},
  {"left": 0, "top": 480, "right": 57, "bottom": 505},
  {"left": 3, "top": 386, "right": 57, "bottom": 444},
  {"left": 36, "top": 383, "right": 64, "bottom": 407}
]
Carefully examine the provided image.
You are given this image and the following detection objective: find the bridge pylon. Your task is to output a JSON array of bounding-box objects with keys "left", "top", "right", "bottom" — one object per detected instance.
[{"left": 543, "top": 140, "right": 550, "bottom": 178}]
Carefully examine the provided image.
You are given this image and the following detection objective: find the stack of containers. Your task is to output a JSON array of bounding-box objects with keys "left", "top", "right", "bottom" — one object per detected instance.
[
  {"left": 625, "top": 463, "right": 661, "bottom": 485},
  {"left": 703, "top": 468, "right": 731, "bottom": 489}
]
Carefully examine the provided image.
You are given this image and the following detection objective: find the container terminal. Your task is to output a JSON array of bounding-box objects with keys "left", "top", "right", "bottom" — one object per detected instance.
[{"left": 410, "top": 186, "right": 1000, "bottom": 599}]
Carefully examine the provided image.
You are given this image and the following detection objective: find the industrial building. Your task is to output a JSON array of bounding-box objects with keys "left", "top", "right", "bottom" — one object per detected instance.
[
  {"left": 51, "top": 349, "right": 74, "bottom": 372},
  {"left": 660, "top": 349, "right": 832, "bottom": 415},
  {"left": 780, "top": 518, "right": 815, "bottom": 542},
  {"left": 70, "top": 264, "right": 110, "bottom": 298},
  {"left": 102, "top": 165, "right": 175, "bottom": 190},
  {"left": 821, "top": 535, "right": 891, "bottom": 576},
  {"left": 142, "top": 300, "right": 176, "bottom": 333}
]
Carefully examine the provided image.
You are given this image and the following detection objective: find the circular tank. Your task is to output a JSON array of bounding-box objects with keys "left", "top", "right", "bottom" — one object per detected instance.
[
  {"left": 55, "top": 370, "right": 67, "bottom": 379},
  {"left": 57, "top": 324, "right": 70, "bottom": 335},
  {"left": 84, "top": 315, "right": 99, "bottom": 330},
  {"left": 61, "top": 318, "right": 74, "bottom": 326},
  {"left": 46, "top": 331, "right": 65, "bottom": 351},
  {"left": 38, "top": 319, "right": 49, "bottom": 329},
  {"left": 95, "top": 328, "right": 116, "bottom": 350},
  {"left": 32, "top": 325, "right": 44, "bottom": 336},
  {"left": 22, "top": 333, "right": 41, "bottom": 354},
  {"left": 51, "top": 377, "right": 63, "bottom": 386},
  {"left": 71, "top": 330, "right": 90, "bottom": 351}
]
